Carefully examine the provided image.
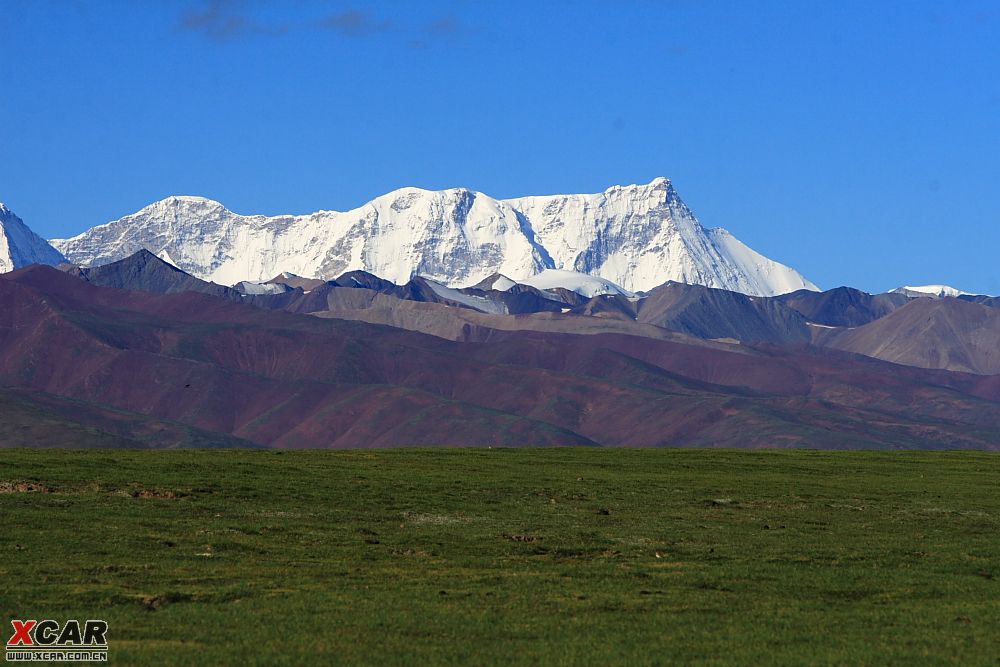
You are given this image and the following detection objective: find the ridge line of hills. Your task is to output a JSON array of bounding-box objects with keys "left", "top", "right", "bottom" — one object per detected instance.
[
  {"left": 1, "top": 249, "right": 999, "bottom": 450},
  {"left": 64, "top": 249, "right": 1000, "bottom": 376}
]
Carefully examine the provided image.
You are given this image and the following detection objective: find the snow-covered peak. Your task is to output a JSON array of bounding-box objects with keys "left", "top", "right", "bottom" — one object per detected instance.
[
  {"left": 168, "top": 195, "right": 218, "bottom": 204},
  {"left": 518, "top": 269, "right": 634, "bottom": 298},
  {"left": 52, "top": 178, "right": 818, "bottom": 296},
  {"left": 0, "top": 203, "right": 67, "bottom": 273},
  {"left": 54, "top": 188, "right": 548, "bottom": 287},
  {"left": 51, "top": 197, "right": 233, "bottom": 249},
  {"left": 234, "top": 280, "right": 291, "bottom": 295},
  {"left": 602, "top": 176, "right": 673, "bottom": 196},
  {"left": 469, "top": 273, "right": 518, "bottom": 292},
  {"left": 892, "top": 285, "right": 971, "bottom": 298},
  {"left": 146, "top": 196, "right": 227, "bottom": 212},
  {"left": 504, "top": 178, "right": 816, "bottom": 296}
]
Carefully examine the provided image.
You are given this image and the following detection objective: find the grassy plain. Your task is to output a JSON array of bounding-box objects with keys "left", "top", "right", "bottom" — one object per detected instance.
[{"left": 1, "top": 449, "right": 997, "bottom": 665}]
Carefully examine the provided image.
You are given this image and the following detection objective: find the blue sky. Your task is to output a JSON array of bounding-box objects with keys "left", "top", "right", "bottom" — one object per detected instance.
[{"left": 1, "top": 1, "right": 998, "bottom": 293}]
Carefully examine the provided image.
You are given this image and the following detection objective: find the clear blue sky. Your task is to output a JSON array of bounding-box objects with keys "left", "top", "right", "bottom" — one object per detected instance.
[{"left": 2, "top": 1, "right": 998, "bottom": 293}]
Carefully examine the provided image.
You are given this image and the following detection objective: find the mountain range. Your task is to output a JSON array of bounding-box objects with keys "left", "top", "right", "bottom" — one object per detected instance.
[
  {"left": 1, "top": 182, "right": 997, "bottom": 450},
  {"left": 46, "top": 178, "right": 817, "bottom": 296},
  {"left": 4, "top": 259, "right": 1000, "bottom": 451},
  {"left": 53, "top": 249, "right": 1000, "bottom": 374}
]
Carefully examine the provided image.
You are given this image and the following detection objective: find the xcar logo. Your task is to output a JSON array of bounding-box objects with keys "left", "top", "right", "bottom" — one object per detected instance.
[{"left": 6, "top": 619, "right": 108, "bottom": 662}]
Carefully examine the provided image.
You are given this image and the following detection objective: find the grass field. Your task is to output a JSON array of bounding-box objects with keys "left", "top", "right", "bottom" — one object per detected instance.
[{"left": 1, "top": 449, "right": 998, "bottom": 666}]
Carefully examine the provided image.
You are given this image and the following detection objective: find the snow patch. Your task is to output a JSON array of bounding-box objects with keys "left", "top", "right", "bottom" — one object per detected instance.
[
  {"left": 893, "top": 284, "right": 971, "bottom": 298},
  {"left": 156, "top": 249, "right": 180, "bottom": 268},
  {"left": 517, "top": 269, "right": 634, "bottom": 298},
  {"left": 423, "top": 279, "right": 509, "bottom": 314},
  {"left": 235, "top": 281, "right": 290, "bottom": 295},
  {"left": 470, "top": 274, "right": 518, "bottom": 292}
]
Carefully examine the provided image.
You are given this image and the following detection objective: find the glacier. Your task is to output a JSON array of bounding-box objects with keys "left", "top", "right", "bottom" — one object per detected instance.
[
  {"left": 516, "top": 270, "right": 634, "bottom": 298},
  {"left": 51, "top": 178, "right": 818, "bottom": 296}
]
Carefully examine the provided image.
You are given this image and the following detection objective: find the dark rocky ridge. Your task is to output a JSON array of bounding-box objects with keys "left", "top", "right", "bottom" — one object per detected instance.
[
  {"left": 63, "top": 249, "right": 242, "bottom": 301},
  {"left": 637, "top": 282, "right": 811, "bottom": 344},
  {"left": 776, "top": 286, "right": 909, "bottom": 327}
]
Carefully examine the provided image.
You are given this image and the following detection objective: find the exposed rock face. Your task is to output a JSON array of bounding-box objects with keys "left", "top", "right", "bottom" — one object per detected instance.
[{"left": 67, "top": 249, "right": 241, "bottom": 300}]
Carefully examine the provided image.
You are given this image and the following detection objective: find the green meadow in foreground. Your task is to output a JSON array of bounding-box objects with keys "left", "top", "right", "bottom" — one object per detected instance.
[{"left": 1, "top": 449, "right": 997, "bottom": 666}]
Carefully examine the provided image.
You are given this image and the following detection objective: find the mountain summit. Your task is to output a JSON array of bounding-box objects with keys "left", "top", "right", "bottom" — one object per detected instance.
[
  {"left": 891, "top": 285, "right": 971, "bottom": 299},
  {"left": 0, "top": 202, "right": 67, "bottom": 273},
  {"left": 51, "top": 179, "right": 818, "bottom": 296}
]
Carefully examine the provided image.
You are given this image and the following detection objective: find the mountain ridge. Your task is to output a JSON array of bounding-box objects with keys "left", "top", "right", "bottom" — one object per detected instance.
[
  {"left": 4, "top": 263, "right": 1000, "bottom": 449},
  {"left": 50, "top": 179, "right": 818, "bottom": 296}
]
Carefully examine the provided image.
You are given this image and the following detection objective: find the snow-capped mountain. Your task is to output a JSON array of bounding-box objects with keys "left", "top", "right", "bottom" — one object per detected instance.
[
  {"left": 53, "top": 192, "right": 546, "bottom": 289},
  {"left": 506, "top": 178, "right": 815, "bottom": 296},
  {"left": 51, "top": 178, "right": 818, "bottom": 296},
  {"left": 891, "top": 285, "right": 971, "bottom": 299},
  {"left": 0, "top": 203, "right": 67, "bottom": 273}
]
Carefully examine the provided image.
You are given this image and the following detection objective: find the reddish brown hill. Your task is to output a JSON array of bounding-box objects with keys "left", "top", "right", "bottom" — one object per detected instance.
[
  {"left": 0, "top": 387, "right": 259, "bottom": 449},
  {"left": 2, "top": 265, "right": 1000, "bottom": 450},
  {"left": 820, "top": 298, "right": 1000, "bottom": 375},
  {"left": 636, "top": 282, "right": 811, "bottom": 343}
]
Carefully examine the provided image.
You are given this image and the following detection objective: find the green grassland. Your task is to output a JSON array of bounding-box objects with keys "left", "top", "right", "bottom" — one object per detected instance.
[{"left": 1, "top": 449, "right": 998, "bottom": 666}]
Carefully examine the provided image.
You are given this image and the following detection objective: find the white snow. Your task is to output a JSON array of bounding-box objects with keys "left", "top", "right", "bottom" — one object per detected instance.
[
  {"left": 517, "top": 269, "right": 634, "bottom": 298},
  {"left": 893, "top": 285, "right": 971, "bottom": 298},
  {"left": 0, "top": 203, "right": 67, "bottom": 273},
  {"left": 469, "top": 274, "right": 518, "bottom": 292},
  {"left": 169, "top": 195, "right": 215, "bottom": 203},
  {"left": 423, "top": 279, "right": 509, "bottom": 314},
  {"left": 235, "top": 281, "right": 290, "bottom": 295},
  {"left": 505, "top": 178, "right": 818, "bottom": 296},
  {"left": 491, "top": 275, "right": 518, "bottom": 291},
  {"left": 156, "top": 249, "right": 180, "bottom": 268},
  {"left": 51, "top": 178, "right": 818, "bottom": 297}
]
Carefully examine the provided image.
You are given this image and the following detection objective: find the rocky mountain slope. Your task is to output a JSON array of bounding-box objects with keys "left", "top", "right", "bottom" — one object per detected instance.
[
  {"left": 3, "top": 264, "right": 999, "bottom": 449},
  {"left": 818, "top": 298, "right": 1000, "bottom": 375},
  {"left": 635, "top": 282, "right": 811, "bottom": 344},
  {"left": 64, "top": 249, "right": 242, "bottom": 300},
  {"left": 776, "top": 287, "right": 910, "bottom": 328}
]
